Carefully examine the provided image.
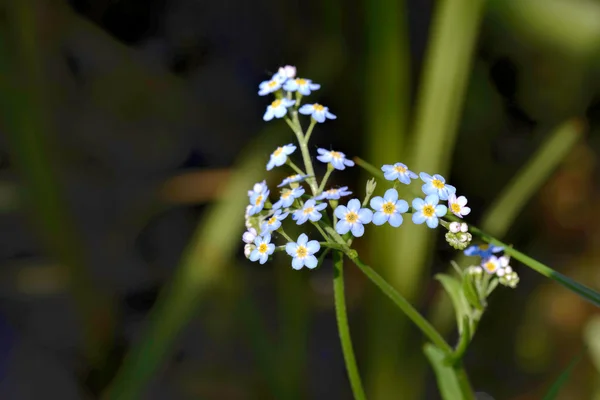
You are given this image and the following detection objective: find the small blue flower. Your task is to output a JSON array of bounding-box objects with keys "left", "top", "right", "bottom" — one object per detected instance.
[
  {"left": 419, "top": 172, "right": 456, "bottom": 201},
  {"left": 258, "top": 78, "right": 283, "bottom": 96},
  {"left": 370, "top": 188, "right": 409, "bottom": 227},
  {"left": 272, "top": 187, "right": 305, "bottom": 209},
  {"left": 334, "top": 199, "right": 373, "bottom": 237},
  {"left": 260, "top": 209, "right": 289, "bottom": 234},
  {"left": 249, "top": 233, "right": 275, "bottom": 264},
  {"left": 263, "top": 98, "right": 295, "bottom": 121},
  {"left": 299, "top": 103, "right": 336, "bottom": 123},
  {"left": 480, "top": 256, "right": 501, "bottom": 274},
  {"left": 278, "top": 174, "right": 309, "bottom": 187},
  {"left": 248, "top": 180, "right": 268, "bottom": 198},
  {"left": 315, "top": 186, "right": 352, "bottom": 201},
  {"left": 283, "top": 78, "right": 321, "bottom": 96},
  {"left": 381, "top": 163, "right": 418, "bottom": 185},
  {"left": 267, "top": 144, "right": 296, "bottom": 171},
  {"left": 464, "top": 244, "right": 504, "bottom": 259},
  {"left": 292, "top": 199, "right": 327, "bottom": 225},
  {"left": 248, "top": 189, "right": 270, "bottom": 216},
  {"left": 412, "top": 194, "right": 447, "bottom": 229},
  {"left": 285, "top": 233, "right": 321, "bottom": 270},
  {"left": 316, "top": 149, "right": 355, "bottom": 170}
]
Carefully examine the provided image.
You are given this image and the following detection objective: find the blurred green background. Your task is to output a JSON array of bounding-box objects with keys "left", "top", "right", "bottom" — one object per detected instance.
[{"left": 0, "top": 0, "right": 599, "bottom": 399}]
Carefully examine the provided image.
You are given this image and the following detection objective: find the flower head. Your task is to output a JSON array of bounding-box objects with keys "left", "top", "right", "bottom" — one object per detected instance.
[
  {"left": 258, "top": 78, "right": 282, "bottom": 96},
  {"left": 272, "top": 186, "right": 305, "bottom": 209},
  {"left": 283, "top": 78, "right": 321, "bottom": 96},
  {"left": 267, "top": 144, "right": 296, "bottom": 171},
  {"left": 448, "top": 194, "right": 471, "bottom": 218},
  {"left": 480, "top": 256, "right": 501, "bottom": 274},
  {"left": 381, "top": 163, "right": 418, "bottom": 185},
  {"left": 370, "top": 188, "right": 409, "bottom": 227},
  {"left": 334, "top": 199, "right": 373, "bottom": 237},
  {"left": 263, "top": 98, "right": 295, "bottom": 121},
  {"left": 278, "top": 174, "right": 309, "bottom": 187},
  {"left": 463, "top": 244, "right": 504, "bottom": 259},
  {"left": 285, "top": 233, "right": 321, "bottom": 270},
  {"left": 412, "top": 194, "right": 447, "bottom": 229},
  {"left": 248, "top": 189, "right": 270, "bottom": 216},
  {"left": 299, "top": 103, "right": 336, "bottom": 123},
  {"left": 292, "top": 199, "right": 327, "bottom": 225},
  {"left": 419, "top": 172, "right": 456, "bottom": 201},
  {"left": 261, "top": 209, "right": 289, "bottom": 234},
  {"left": 316, "top": 148, "right": 354, "bottom": 170},
  {"left": 242, "top": 227, "right": 258, "bottom": 244},
  {"left": 274, "top": 65, "right": 296, "bottom": 81},
  {"left": 249, "top": 234, "right": 275, "bottom": 264},
  {"left": 315, "top": 186, "right": 352, "bottom": 201},
  {"left": 248, "top": 180, "right": 268, "bottom": 198}
]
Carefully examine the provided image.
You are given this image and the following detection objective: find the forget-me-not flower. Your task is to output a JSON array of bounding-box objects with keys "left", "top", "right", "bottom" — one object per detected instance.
[
  {"left": 249, "top": 233, "right": 275, "bottom": 264},
  {"left": 258, "top": 78, "right": 282, "bottom": 96},
  {"left": 448, "top": 194, "right": 471, "bottom": 218},
  {"left": 263, "top": 98, "right": 295, "bottom": 121},
  {"left": 299, "top": 103, "right": 336, "bottom": 123},
  {"left": 419, "top": 172, "right": 456, "bottom": 200},
  {"left": 381, "top": 163, "right": 418, "bottom": 185},
  {"left": 248, "top": 180, "right": 268, "bottom": 198},
  {"left": 278, "top": 174, "right": 308, "bottom": 187},
  {"left": 248, "top": 189, "right": 270, "bottom": 216},
  {"left": 334, "top": 199, "right": 373, "bottom": 237},
  {"left": 315, "top": 186, "right": 352, "bottom": 201},
  {"left": 267, "top": 144, "right": 296, "bottom": 171},
  {"left": 370, "top": 188, "right": 409, "bottom": 227},
  {"left": 480, "top": 255, "right": 501, "bottom": 274},
  {"left": 261, "top": 209, "right": 289, "bottom": 234},
  {"left": 272, "top": 187, "right": 305, "bottom": 209},
  {"left": 412, "top": 194, "right": 447, "bottom": 229},
  {"left": 464, "top": 244, "right": 504, "bottom": 259},
  {"left": 292, "top": 199, "right": 327, "bottom": 225},
  {"left": 286, "top": 233, "right": 321, "bottom": 270},
  {"left": 316, "top": 149, "right": 355, "bottom": 170},
  {"left": 283, "top": 78, "right": 321, "bottom": 96}
]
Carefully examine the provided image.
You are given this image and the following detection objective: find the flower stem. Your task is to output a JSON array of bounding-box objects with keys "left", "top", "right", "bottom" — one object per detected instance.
[
  {"left": 454, "top": 364, "right": 475, "bottom": 400},
  {"left": 333, "top": 250, "right": 367, "bottom": 400},
  {"left": 318, "top": 164, "right": 334, "bottom": 194},
  {"left": 345, "top": 252, "right": 452, "bottom": 354},
  {"left": 304, "top": 118, "right": 317, "bottom": 144},
  {"left": 287, "top": 114, "right": 319, "bottom": 194},
  {"left": 287, "top": 160, "right": 306, "bottom": 176}
]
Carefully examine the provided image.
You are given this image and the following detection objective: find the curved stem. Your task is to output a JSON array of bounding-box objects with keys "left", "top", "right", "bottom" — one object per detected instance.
[
  {"left": 291, "top": 113, "right": 318, "bottom": 194},
  {"left": 287, "top": 160, "right": 306, "bottom": 176},
  {"left": 333, "top": 251, "right": 367, "bottom": 400},
  {"left": 317, "top": 164, "right": 334, "bottom": 194},
  {"left": 345, "top": 252, "right": 452, "bottom": 354}
]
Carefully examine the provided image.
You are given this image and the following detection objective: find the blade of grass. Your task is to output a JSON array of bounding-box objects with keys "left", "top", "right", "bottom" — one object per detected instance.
[{"left": 542, "top": 351, "right": 584, "bottom": 400}]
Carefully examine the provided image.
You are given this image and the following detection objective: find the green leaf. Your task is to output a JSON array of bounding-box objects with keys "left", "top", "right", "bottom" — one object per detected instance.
[
  {"left": 424, "top": 344, "right": 463, "bottom": 400},
  {"left": 435, "top": 274, "right": 471, "bottom": 334},
  {"left": 542, "top": 351, "right": 584, "bottom": 400},
  {"left": 462, "top": 274, "right": 484, "bottom": 311}
]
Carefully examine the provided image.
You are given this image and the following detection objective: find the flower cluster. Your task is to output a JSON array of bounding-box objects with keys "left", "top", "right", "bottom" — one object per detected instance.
[{"left": 463, "top": 244, "right": 520, "bottom": 288}]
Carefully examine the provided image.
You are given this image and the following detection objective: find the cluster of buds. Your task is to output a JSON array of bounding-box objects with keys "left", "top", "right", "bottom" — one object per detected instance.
[{"left": 445, "top": 221, "right": 472, "bottom": 250}]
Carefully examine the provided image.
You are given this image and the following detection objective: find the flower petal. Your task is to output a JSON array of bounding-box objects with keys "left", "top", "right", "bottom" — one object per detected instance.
[
  {"left": 347, "top": 199, "right": 361, "bottom": 212},
  {"left": 351, "top": 223, "right": 365, "bottom": 237},
  {"left": 396, "top": 199, "right": 409, "bottom": 213},
  {"left": 286, "top": 242, "right": 297, "bottom": 256},
  {"left": 358, "top": 209, "right": 373, "bottom": 224},
  {"left": 426, "top": 217, "right": 439, "bottom": 229},
  {"left": 384, "top": 188, "right": 398, "bottom": 202},
  {"left": 291, "top": 257, "right": 304, "bottom": 270},
  {"left": 334, "top": 205, "right": 348, "bottom": 219},
  {"left": 412, "top": 212, "right": 426, "bottom": 224},
  {"left": 336, "top": 220, "right": 351, "bottom": 235},
  {"left": 388, "top": 213, "right": 403, "bottom": 227},
  {"left": 425, "top": 194, "right": 440, "bottom": 205},
  {"left": 306, "top": 240, "right": 320, "bottom": 254},
  {"left": 370, "top": 196, "right": 384, "bottom": 210},
  {"left": 412, "top": 198, "right": 425, "bottom": 210},
  {"left": 305, "top": 255, "right": 318, "bottom": 269},
  {"left": 372, "top": 211, "right": 388, "bottom": 226},
  {"left": 434, "top": 205, "right": 448, "bottom": 217}
]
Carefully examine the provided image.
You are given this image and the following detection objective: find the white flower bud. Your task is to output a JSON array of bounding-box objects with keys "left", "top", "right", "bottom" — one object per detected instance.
[
  {"left": 278, "top": 65, "right": 296, "bottom": 79},
  {"left": 496, "top": 268, "right": 506, "bottom": 277},
  {"left": 244, "top": 244, "right": 254, "bottom": 259},
  {"left": 460, "top": 223, "right": 468, "bottom": 233},
  {"left": 242, "top": 228, "right": 258, "bottom": 244},
  {"left": 449, "top": 222, "right": 460, "bottom": 233}
]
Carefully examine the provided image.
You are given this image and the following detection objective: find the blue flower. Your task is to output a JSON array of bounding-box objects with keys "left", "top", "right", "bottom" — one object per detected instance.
[
  {"left": 299, "top": 103, "right": 336, "bottom": 123},
  {"left": 283, "top": 78, "right": 321, "bottom": 96},
  {"left": 267, "top": 144, "right": 296, "bottom": 171},
  {"left": 381, "top": 163, "right": 418, "bottom": 185},
  {"left": 248, "top": 189, "right": 270, "bottom": 216},
  {"left": 272, "top": 186, "right": 305, "bottom": 209},
  {"left": 278, "top": 174, "right": 308, "bottom": 187},
  {"left": 285, "top": 233, "right": 321, "bottom": 270},
  {"left": 249, "top": 233, "right": 275, "bottom": 264},
  {"left": 263, "top": 98, "right": 295, "bottom": 121},
  {"left": 464, "top": 244, "right": 504, "bottom": 259},
  {"left": 370, "top": 188, "right": 409, "bottom": 227},
  {"left": 292, "top": 199, "right": 327, "bottom": 225},
  {"left": 412, "top": 194, "right": 447, "bottom": 229},
  {"left": 419, "top": 172, "right": 456, "bottom": 201},
  {"left": 315, "top": 186, "right": 352, "bottom": 201},
  {"left": 316, "top": 149, "right": 355, "bottom": 170},
  {"left": 261, "top": 209, "right": 289, "bottom": 234},
  {"left": 258, "top": 78, "right": 283, "bottom": 96},
  {"left": 480, "top": 256, "right": 501, "bottom": 274},
  {"left": 334, "top": 199, "right": 373, "bottom": 237},
  {"left": 248, "top": 180, "right": 268, "bottom": 198}
]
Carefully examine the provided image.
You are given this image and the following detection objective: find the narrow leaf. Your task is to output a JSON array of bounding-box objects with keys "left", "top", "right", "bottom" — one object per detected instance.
[
  {"left": 435, "top": 274, "right": 471, "bottom": 334},
  {"left": 424, "top": 344, "right": 463, "bottom": 400}
]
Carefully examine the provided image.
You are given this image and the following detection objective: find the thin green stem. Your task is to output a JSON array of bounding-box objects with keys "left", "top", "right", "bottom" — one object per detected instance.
[
  {"left": 287, "top": 160, "right": 306, "bottom": 176},
  {"left": 290, "top": 113, "right": 318, "bottom": 194},
  {"left": 333, "top": 251, "right": 367, "bottom": 400},
  {"left": 345, "top": 252, "right": 452, "bottom": 354},
  {"left": 278, "top": 228, "right": 294, "bottom": 243},
  {"left": 454, "top": 364, "right": 475, "bottom": 400},
  {"left": 304, "top": 118, "right": 317, "bottom": 144},
  {"left": 318, "top": 165, "right": 334, "bottom": 194},
  {"left": 312, "top": 222, "right": 332, "bottom": 242}
]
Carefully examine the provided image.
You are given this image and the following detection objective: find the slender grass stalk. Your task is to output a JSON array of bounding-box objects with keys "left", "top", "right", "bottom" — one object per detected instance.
[{"left": 333, "top": 251, "right": 367, "bottom": 400}]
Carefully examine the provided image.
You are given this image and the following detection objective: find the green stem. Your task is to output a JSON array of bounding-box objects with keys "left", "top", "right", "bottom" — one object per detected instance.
[
  {"left": 304, "top": 118, "right": 317, "bottom": 144},
  {"left": 318, "top": 164, "right": 334, "bottom": 194},
  {"left": 333, "top": 251, "right": 367, "bottom": 400},
  {"left": 454, "top": 364, "right": 475, "bottom": 400},
  {"left": 292, "top": 113, "right": 319, "bottom": 195},
  {"left": 287, "top": 160, "right": 306, "bottom": 176},
  {"left": 313, "top": 222, "right": 333, "bottom": 242},
  {"left": 345, "top": 252, "right": 452, "bottom": 354}
]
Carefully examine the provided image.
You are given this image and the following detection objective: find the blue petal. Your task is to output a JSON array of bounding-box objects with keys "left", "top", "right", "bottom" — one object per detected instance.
[
  {"left": 249, "top": 250, "right": 260, "bottom": 261},
  {"left": 388, "top": 213, "right": 403, "bottom": 227},
  {"left": 422, "top": 183, "right": 436, "bottom": 195},
  {"left": 273, "top": 106, "right": 287, "bottom": 118},
  {"left": 372, "top": 212, "right": 388, "bottom": 226},
  {"left": 384, "top": 188, "right": 398, "bottom": 202},
  {"left": 370, "top": 196, "right": 384, "bottom": 210},
  {"left": 344, "top": 159, "right": 355, "bottom": 167},
  {"left": 334, "top": 205, "right": 348, "bottom": 219},
  {"left": 305, "top": 255, "right": 318, "bottom": 269},
  {"left": 358, "top": 209, "right": 373, "bottom": 224},
  {"left": 412, "top": 212, "right": 426, "bottom": 224},
  {"left": 292, "top": 257, "right": 304, "bottom": 270},
  {"left": 396, "top": 199, "right": 409, "bottom": 213},
  {"left": 463, "top": 246, "right": 480, "bottom": 256},
  {"left": 259, "top": 253, "right": 269, "bottom": 264},
  {"left": 266, "top": 159, "right": 275, "bottom": 171},
  {"left": 336, "top": 220, "right": 351, "bottom": 235},
  {"left": 351, "top": 223, "right": 365, "bottom": 237},
  {"left": 306, "top": 240, "right": 320, "bottom": 253},
  {"left": 398, "top": 174, "right": 410, "bottom": 184},
  {"left": 315, "top": 203, "right": 327, "bottom": 211},
  {"left": 435, "top": 205, "right": 448, "bottom": 217},
  {"left": 347, "top": 199, "right": 361, "bottom": 212},
  {"left": 317, "top": 148, "right": 327, "bottom": 155},
  {"left": 384, "top": 171, "right": 398, "bottom": 181},
  {"left": 326, "top": 111, "right": 337, "bottom": 120},
  {"left": 426, "top": 217, "right": 439, "bottom": 229},
  {"left": 419, "top": 172, "right": 432, "bottom": 182},
  {"left": 263, "top": 108, "right": 275, "bottom": 121},
  {"left": 432, "top": 174, "right": 445, "bottom": 183},
  {"left": 299, "top": 104, "right": 314, "bottom": 114},
  {"left": 297, "top": 233, "right": 308, "bottom": 245},
  {"left": 309, "top": 212, "right": 322, "bottom": 221},
  {"left": 266, "top": 243, "right": 275, "bottom": 254},
  {"left": 425, "top": 194, "right": 440, "bottom": 205},
  {"left": 412, "top": 198, "right": 425, "bottom": 210},
  {"left": 314, "top": 112, "right": 325, "bottom": 123},
  {"left": 286, "top": 242, "right": 298, "bottom": 256}
]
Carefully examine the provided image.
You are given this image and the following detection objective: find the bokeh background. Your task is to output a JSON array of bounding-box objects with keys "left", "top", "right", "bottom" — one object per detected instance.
[{"left": 0, "top": 0, "right": 599, "bottom": 399}]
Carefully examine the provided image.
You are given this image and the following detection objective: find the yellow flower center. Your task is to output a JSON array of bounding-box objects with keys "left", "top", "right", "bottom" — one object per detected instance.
[
  {"left": 480, "top": 244, "right": 489, "bottom": 250},
  {"left": 268, "top": 216, "right": 277, "bottom": 225},
  {"left": 255, "top": 195, "right": 264, "bottom": 206},
  {"left": 288, "top": 174, "right": 298, "bottom": 180},
  {"left": 330, "top": 151, "right": 342, "bottom": 159},
  {"left": 432, "top": 179, "right": 445, "bottom": 189},
  {"left": 296, "top": 78, "right": 307, "bottom": 85},
  {"left": 451, "top": 203, "right": 461, "bottom": 213},
  {"left": 303, "top": 207, "right": 314, "bottom": 215},
  {"left": 422, "top": 205, "right": 435, "bottom": 217},
  {"left": 296, "top": 246, "right": 308, "bottom": 258},
  {"left": 258, "top": 243, "right": 269, "bottom": 253},
  {"left": 281, "top": 190, "right": 292, "bottom": 199},
  {"left": 345, "top": 211, "right": 358, "bottom": 223},
  {"left": 273, "top": 147, "right": 284, "bottom": 157},
  {"left": 484, "top": 262, "right": 496, "bottom": 272},
  {"left": 268, "top": 80, "right": 278, "bottom": 88},
  {"left": 313, "top": 103, "right": 325, "bottom": 112},
  {"left": 271, "top": 99, "right": 281, "bottom": 108},
  {"left": 382, "top": 202, "right": 396, "bottom": 215},
  {"left": 394, "top": 165, "right": 407, "bottom": 173}
]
